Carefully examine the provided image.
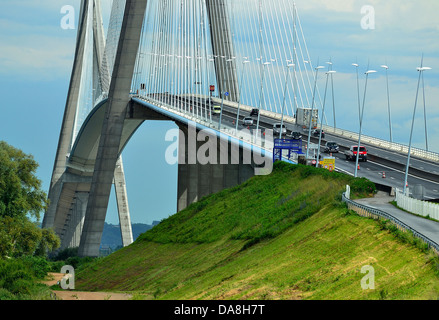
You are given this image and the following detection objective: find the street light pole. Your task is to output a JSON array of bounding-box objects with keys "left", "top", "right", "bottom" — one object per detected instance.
[
  {"left": 404, "top": 65, "right": 432, "bottom": 194},
  {"left": 255, "top": 61, "right": 270, "bottom": 137},
  {"left": 235, "top": 59, "right": 250, "bottom": 133},
  {"left": 208, "top": 57, "right": 214, "bottom": 124},
  {"left": 316, "top": 71, "right": 336, "bottom": 167},
  {"left": 352, "top": 63, "right": 361, "bottom": 125},
  {"left": 354, "top": 70, "right": 377, "bottom": 177},
  {"left": 306, "top": 66, "right": 324, "bottom": 160},
  {"left": 328, "top": 61, "right": 336, "bottom": 130},
  {"left": 421, "top": 68, "right": 429, "bottom": 151},
  {"left": 218, "top": 58, "right": 233, "bottom": 131},
  {"left": 381, "top": 65, "right": 393, "bottom": 142},
  {"left": 279, "top": 63, "right": 294, "bottom": 139}
]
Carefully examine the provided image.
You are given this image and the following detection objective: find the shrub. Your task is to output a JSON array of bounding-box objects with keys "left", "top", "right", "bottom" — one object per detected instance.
[
  {"left": 0, "top": 258, "right": 36, "bottom": 297},
  {"left": 350, "top": 177, "right": 376, "bottom": 196}
]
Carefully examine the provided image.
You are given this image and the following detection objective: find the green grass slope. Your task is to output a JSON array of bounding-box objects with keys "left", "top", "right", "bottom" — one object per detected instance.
[{"left": 76, "top": 162, "right": 439, "bottom": 300}]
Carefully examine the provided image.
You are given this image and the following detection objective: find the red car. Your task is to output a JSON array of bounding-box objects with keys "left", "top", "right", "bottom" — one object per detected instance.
[{"left": 345, "top": 145, "right": 368, "bottom": 162}]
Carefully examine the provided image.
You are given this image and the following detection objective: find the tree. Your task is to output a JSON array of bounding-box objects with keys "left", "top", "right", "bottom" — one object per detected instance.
[
  {"left": 0, "top": 141, "right": 48, "bottom": 221},
  {"left": 0, "top": 141, "right": 59, "bottom": 258}
]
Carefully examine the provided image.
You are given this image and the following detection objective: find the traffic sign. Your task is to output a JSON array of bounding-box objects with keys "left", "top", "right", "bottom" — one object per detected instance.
[
  {"left": 224, "top": 92, "right": 229, "bottom": 96},
  {"left": 319, "top": 157, "right": 335, "bottom": 172},
  {"left": 209, "top": 85, "right": 215, "bottom": 92}
]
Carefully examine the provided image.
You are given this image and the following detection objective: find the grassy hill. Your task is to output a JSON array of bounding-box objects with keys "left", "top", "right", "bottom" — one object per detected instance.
[{"left": 75, "top": 162, "right": 439, "bottom": 299}]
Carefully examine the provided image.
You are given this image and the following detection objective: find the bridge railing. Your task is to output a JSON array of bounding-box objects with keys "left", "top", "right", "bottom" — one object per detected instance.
[
  {"left": 342, "top": 191, "right": 439, "bottom": 256},
  {"left": 134, "top": 94, "right": 283, "bottom": 156},
  {"left": 321, "top": 124, "right": 439, "bottom": 163},
  {"left": 211, "top": 96, "right": 439, "bottom": 163},
  {"left": 136, "top": 92, "right": 439, "bottom": 165}
]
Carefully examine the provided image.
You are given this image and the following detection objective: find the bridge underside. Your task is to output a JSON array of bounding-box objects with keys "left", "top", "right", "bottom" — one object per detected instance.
[
  {"left": 44, "top": 0, "right": 244, "bottom": 257},
  {"left": 176, "top": 123, "right": 255, "bottom": 212},
  {"left": 52, "top": 97, "right": 257, "bottom": 255},
  {"left": 49, "top": 100, "right": 170, "bottom": 250}
]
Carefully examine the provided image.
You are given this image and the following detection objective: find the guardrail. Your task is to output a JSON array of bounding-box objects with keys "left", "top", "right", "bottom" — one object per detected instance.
[
  {"left": 210, "top": 96, "right": 439, "bottom": 164},
  {"left": 395, "top": 189, "right": 439, "bottom": 221},
  {"left": 342, "top": 192, "right": 439, "bottom": 256},
  {"left": 321, "top": 125, "right": 439, "bottom": 163}
]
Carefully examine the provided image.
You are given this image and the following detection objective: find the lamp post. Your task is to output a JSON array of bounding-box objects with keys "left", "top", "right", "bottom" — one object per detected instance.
[
  {"left": 421, "top": 67, "right": 430, "bottom": 151},
  {"left": 316, "top": 71, "right": 336, "bottom": 167},
  {"left": 404, "top": 65, "right": 432, "bottom": 194},
  {"left": 354, "top": 69, "right": 377, "bottom": 177},
  {"left": 235, "top": 59, "right": 250, "bottom": 133},
  {"left": 352, "top": 63, "right": 361, "bottom": 124},
  {"left": 381, "top": 65, "right": 393, "bottom": 142},
  {"left": 306, "top": 65, "right": 324, "bottom": 160},
  {"left": 255, "top": 61, "right": 270, "bottom": 137},
  {"left": 327, "top": 61, "right": 336, "bottom": 130},
  {"left": 279, "top": 63, "right": 295, "bottom": 139},
  {"left": 218, "top": 58, "right": 233, "bottom": 130},
  {"left": 208, "top": 58, "right": 214, "bottom": 124}
]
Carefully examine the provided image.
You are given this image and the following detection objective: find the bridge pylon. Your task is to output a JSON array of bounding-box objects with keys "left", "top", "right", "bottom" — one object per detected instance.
[{"left": 43, "top": 0, "right": 134, "bottom": 255}]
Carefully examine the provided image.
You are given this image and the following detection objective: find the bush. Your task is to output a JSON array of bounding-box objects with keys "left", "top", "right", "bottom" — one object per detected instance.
[
  {"left": 19, "top": 256, "right": 51, "bottom": 279},
  {"left": 350, "top": 177, "right": 376, "bottom": 196},
  {"left": 0, "top": 258, "right": 36, "bottom": 297}
]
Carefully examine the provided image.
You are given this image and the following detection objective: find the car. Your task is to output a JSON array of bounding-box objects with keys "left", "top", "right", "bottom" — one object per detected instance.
[
  {"left": 312, "top": 129, "right": 325, "bottom": 138},
  {"left": 242, "top": 117, "right": 254, "bottom": 126},
  {"left": 324, "top": 141, "right": 339, "bottom": 153},
  {"left": 212, "top": 105, "right": 221, "bottom": 115},
  {"left": 273, "top": 123, "right": 287, "bottom": 136},
  {"left": 288, "top": 131, "right": 302, "bottom": 140},
  {"left": 345, "top": 145, "right": 367, "bottom": 161},
  {"left": 250, "top": 108, "right": 259, "bottom": 116}
]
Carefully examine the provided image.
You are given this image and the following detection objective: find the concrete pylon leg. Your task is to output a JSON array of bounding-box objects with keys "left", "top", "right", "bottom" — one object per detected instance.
[
  {"left": 70, "top": 192, "right": 88, "bottom": 248},
  {"left": 113, "top": 156, "right": 133, "bottom": 246},
  {"left": 78, "top": 0, "right": 148, "bottom": 257},
  {"left": 60, "top": 192, "right": 88, "bottom": 250},
  {"left": 43, "top": 0, "right": 90, "bottom": 230},
  {"left": 176, "top": 123, "right": 255, "bottom": 212},
  {"left": 205, "top": 0, "right": 239, "bottom": 102}
]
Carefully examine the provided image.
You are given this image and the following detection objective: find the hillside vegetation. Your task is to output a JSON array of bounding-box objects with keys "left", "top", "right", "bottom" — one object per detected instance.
[{"left": 75, "top": 162, "right": 439, "bottom": 300}]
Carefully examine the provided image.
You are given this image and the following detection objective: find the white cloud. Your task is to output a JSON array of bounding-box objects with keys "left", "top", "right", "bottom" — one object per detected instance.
[{"left": 0, "top": 0, "right": 114, "bottom": 80}]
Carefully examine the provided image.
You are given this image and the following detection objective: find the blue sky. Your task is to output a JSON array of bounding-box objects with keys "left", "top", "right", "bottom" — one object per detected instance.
[{"left": 0, "top": 0, "right": 438, "bottom": 225}]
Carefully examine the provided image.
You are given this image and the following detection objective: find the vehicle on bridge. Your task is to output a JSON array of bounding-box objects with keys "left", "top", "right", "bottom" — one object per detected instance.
[
  {"left": 250, "top": 108, "right": 259, "bottom": 116},
  {"left": 324, "top": 141, "right": 339, "bottom": 153},
  {"left": 312, "top": 129, "right": 325, "bottom": 138},
  {"left": 213, "top": 105, "right": 221, "bottom": 115},
  {"left": 242, "top": 117, "right": 254, "bottom": 126},
  {"left": 273, "top": 123, "right": 287, "bottom": 137},
  {"left": 345, "top": 145, "right": 368, "bottom": 162},
  {"left": 288, "top": 131, "right": 302, "bottom": 140}
]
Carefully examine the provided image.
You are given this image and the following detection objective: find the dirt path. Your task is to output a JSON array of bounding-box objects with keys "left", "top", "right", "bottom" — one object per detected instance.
[{"left": 44, "top": 273, "right": 132, "bottom": 300}]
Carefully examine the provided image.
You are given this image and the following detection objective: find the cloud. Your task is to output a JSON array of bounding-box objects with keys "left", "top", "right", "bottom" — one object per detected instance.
[{"left": 0, "top": 0, "right": 114, "bottom": 81}]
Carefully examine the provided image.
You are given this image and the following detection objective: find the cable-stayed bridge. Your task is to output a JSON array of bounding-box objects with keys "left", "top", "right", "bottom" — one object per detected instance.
[{"left": 42, "top": 0, "right": 439, "bottom": 257}]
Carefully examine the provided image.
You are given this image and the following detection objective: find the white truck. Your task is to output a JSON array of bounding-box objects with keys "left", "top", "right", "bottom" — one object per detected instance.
[{"left": 296, "top": 107, "right": 318, "bottom": 128}]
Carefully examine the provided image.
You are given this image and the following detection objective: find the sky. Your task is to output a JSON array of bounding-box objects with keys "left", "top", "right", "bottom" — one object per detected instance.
[{"left": 0, "top": 0, "right": 438, "bottom": 225}]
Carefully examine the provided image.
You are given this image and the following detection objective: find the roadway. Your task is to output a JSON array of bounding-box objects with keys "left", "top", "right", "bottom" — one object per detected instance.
[
  {"left": 147, "top": 93, "right": 439, "bottom": 201},
  {"left": 225, "top": 104, "right": 439, "bottom": 200}
]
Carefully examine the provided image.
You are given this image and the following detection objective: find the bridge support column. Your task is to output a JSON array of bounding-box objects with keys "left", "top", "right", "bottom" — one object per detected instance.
[
  {"left": 114, "top": 156, "right": 133, "bottom": 246},
  {"left": 43, "top": 0, "right": 90, "bottom": 231},
  {"left": 205, "top": 0, "right": 239, "bottom": 102},
  {"left": 176, "top": 123, "right": 255, "bottom": 212},
  {"left": 60, "top": 192, "right": 88, "bottom": 250},
  {"left": 78, "top": 0, "right": 148, "bottom": 257}
]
